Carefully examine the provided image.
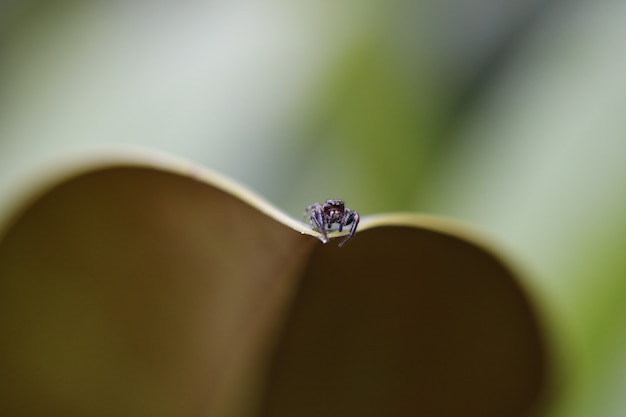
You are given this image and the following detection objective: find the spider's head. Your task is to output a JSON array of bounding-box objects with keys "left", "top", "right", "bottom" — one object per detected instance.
[{"left": 324, "top": 199, "right": 345, "bottom": 220}]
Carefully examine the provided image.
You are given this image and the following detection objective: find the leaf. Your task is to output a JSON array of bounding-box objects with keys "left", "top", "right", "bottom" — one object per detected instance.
[
  {"left": 262, "top": 218, "right": 549, "bottom": 417},
  {"left": 0, "top": 149, "right": 550, "bottom": 416}
]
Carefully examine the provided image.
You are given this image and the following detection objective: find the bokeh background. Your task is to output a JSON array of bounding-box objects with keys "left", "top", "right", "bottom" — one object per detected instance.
[{"left": 1, "top": 1, "right": 625, "bottom": 416}]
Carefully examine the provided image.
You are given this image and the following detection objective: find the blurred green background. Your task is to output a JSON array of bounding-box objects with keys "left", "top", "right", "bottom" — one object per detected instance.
[{"left": 1, "top": 1, "right": 625, "bottom": 416}]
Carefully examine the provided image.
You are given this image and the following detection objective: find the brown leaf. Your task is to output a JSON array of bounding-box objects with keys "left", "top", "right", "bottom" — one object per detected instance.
[
  {"left": 261, "top": 222, "right": 548, "bottom": 417},
  {"left": 0, "top": 151, "right": 550, "bottom": 417}
]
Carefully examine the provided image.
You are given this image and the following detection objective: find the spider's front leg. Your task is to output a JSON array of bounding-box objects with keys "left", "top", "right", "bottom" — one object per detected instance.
[
  {"left": 307, "top": 203, "right": 329, "bottom": 243},
  {"left": 338, "top": 210, "right": 360, "bottom": 247}
]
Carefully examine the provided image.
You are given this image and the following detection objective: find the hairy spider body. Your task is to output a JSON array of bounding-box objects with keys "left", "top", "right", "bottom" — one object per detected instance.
[{"left": 305, "top": 199, "right": 360, "bottom": 247}]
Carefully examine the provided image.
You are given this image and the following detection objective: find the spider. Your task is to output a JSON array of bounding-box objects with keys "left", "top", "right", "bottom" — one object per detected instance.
[{"left": 304, "top": 199, "right": 360, "bottom": 247}]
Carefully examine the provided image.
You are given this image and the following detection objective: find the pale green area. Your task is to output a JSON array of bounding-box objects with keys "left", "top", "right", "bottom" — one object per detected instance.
[{"left": 2, "top": 1, "right": 626, "bottom": 415}]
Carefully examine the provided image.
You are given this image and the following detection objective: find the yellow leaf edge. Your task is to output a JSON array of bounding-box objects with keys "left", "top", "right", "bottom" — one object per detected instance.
[
  {"left": 0, "top": 145, "right": 537, "bottom": 265},
  {"left": 0, "top": 144, "right": 309, "bottom": 239},
  {"left": 0, "top": 143, "right": 544, "bottom": 290}
]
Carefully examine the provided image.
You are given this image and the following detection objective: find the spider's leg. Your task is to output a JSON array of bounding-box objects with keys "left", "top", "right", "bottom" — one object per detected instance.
[
  {"left": 338, "top": 211, "right": 360, "bottom": 247},
  {"left": 309, "top": 205, "right": 329, "bottom": 243},
  {"left": 303, "top": 204, "right": 316, "bottom": 222},
  {"left": 336, "top": 209, "right": 348, "bottom": 232}
]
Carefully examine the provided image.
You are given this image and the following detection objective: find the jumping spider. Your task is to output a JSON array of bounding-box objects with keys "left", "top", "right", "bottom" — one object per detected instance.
[{"left": 304, "top": 199, "right": 360, "bottom": 247}]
